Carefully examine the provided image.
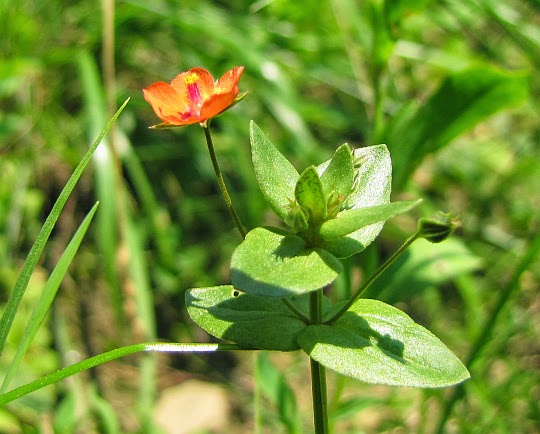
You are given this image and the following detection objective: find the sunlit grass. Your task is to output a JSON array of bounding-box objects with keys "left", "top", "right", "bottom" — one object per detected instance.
[{"left": 0, "top": 0, "right": 538, "bottom": 432}]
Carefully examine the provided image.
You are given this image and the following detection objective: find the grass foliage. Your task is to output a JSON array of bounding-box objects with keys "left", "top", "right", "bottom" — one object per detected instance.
[{"left": 1, "top": 0, "right": 539, "bottom": 432}]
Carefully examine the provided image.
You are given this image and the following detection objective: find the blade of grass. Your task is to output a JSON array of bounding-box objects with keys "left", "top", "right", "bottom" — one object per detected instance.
[
  {"left": 5, "top": 167, "right": 30, "bottom": 268},
  {"left": 138, "top": 353, "right": 157, "bottom": 432},
  {"left": 1, "top": 202, "right": 100, "bottom": 393},
  {"left": 435, "top": 228, "right": 540, "bottom": 433},
  {"left": 78, "top": 50, "right": 124, "bottom": 324},
  {"left": 0, "top": 342, "right": 252, "bottom": 406},
  {"left": 255, "top": 352, "right": 301, "bottom": 434},
  {"left": 124, "top": 210, "right": 158, "bottom": 428},
  {"left": 124, "top": 213, "right": 156, "bottom": 340},
  {"left": 51, "top": 302, "right": 94, "bottom": 432},
  {"left": 0, "top": 98, "right": 130, "bottom": 358},
  {"left": 92, "top": 140, "right": 122, "bottom": 321},
  {"left": 90, "top": 386, "right": 121, "bottom": 433},
  {"left": 123, "top": 145, "right": 176, "bottom": 269}
]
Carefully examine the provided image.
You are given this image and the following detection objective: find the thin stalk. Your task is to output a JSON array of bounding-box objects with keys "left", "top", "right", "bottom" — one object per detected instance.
[
  {"left": 326, "top": 231, "right": 420, "bottom": 324},
  {"left": 201, "top": 125, "right": 247, "bottom": 239},
  {"left": 309, "top": 289, "right": 329, "bottom": 434},
  {"left": 434, "top": 230, "right": 540, "bottom": 434},
  {"left": 282, "top": 298, "right": 310, "bottom": 323}
]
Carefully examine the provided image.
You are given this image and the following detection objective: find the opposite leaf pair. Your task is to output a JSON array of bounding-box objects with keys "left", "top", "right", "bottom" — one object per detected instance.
[
  {"left": 186, "top": 286, "right": 469, "bottom": 387},
  {"left": 185, "top": 122, "right": 469, "bottom": 388},
  {"left": 232, "top": 122, "right": 418, "bottom": 298}
]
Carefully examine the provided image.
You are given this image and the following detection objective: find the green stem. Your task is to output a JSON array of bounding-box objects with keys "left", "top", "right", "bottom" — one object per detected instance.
[
  {"left": 326, "top": 231, "right": 420, "bottom": 324},
  {"left": 368, "top": 2, "right": 388, "bottom": 145},
  {"left": 282, "top": 298, "right": 310, "bottom": 323},
  {"left": 201, "top": 125, "right": 247, "bottom": 239},
  {"left": 310, "top": 289, "right": 329, "bottom": 434},
  {"left": 434, "top": 230, "right": 540, "bottom": 434}
]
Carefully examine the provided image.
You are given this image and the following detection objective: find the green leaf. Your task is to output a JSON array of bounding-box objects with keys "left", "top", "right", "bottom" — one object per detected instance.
[
  {"left": 318, "top": 143, "right": 355, "bottom": 198},
  {"left": 319, "top": 200, "right": 420, "bottom": 240},
  {"left": 1, "top": 203, "right": 99, "bottom": 393},
  {"left": 256, "top": 352, "right": 302, "bottom": 433},
  {"left": 298, "top": 299, "right": 470, "bottom": 388},
  {"left": 384, "top": 0, "right": 432, "bottom": 27},
  {"left": 0, "top": 342, "right": 238, "bottom": 406},
  {"left": 386, "top": 66, "right": 530, "bottom": 188},
  {"left": 369, "top": 1, "right": 396, "bottom": 68},
  {"left": 125, "top": 211, "right": 157, "bottom": 340},
  {"left": 250, "top": 121, "right": 299, "bottom": 220},
  {"left": 345, "top": 145, "right": 392, "bottom": 210},
  {"left": 186, "top": 286, "right": 309, "bottom": 351},
  {"left": 88, "top": 388, "right": 122, "bottom": 433},
  {"left": 332, "top": 396, "right": 383, "bottom": 422},
  {"left": 295, "top": 166, "right": 327, "bottom": 223},
  {"left": 231, "top": 227, "right": 342, "bottom": 297},
  {"left": 0, "top": 98, "right": 130, "bottom": 357},
  {"left": 320, "top": 145, "right": 392, "bottom": 258},
  {"left": 54, "top": 392, "right": 78, "bottom": 433}
]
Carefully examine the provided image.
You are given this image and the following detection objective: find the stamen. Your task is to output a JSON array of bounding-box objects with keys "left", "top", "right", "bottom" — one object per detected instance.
[
  {"left": 184, "top": 73, "right": 199, "bottom": 86},
  {"left": 185, "top": 73, "right": 202, "bottom": 107}
]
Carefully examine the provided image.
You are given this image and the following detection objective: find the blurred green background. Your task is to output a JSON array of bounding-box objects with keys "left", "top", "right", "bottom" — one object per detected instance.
[{"left": 1, "top": 0, "right": 539, "bottom": 432}]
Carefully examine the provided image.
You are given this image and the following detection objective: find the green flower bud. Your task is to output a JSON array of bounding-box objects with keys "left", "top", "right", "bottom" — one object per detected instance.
[
  {"left": 326, "top": 190, "right": 347, "bottom": 219},
  {"left": 285, "top": 200, "right": 310, "bottom": 233},
  {"left": 417, "top": 212, "right": 459, "bottom": 243}
]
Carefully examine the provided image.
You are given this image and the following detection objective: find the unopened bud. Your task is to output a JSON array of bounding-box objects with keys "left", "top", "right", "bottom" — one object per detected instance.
[
  {"left": 285, "top": 201, "right": 310, "bottom": 233},
  {"left": 326, "top": 190, "right": 347, "bottom": 219},
  {"left": 417, "top": 212, "right": 459, "bottom": 243}
]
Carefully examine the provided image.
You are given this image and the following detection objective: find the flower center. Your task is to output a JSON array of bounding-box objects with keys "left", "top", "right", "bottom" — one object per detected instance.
[{"left": 184, "top": 73, "right": 203, "bottom": 107}]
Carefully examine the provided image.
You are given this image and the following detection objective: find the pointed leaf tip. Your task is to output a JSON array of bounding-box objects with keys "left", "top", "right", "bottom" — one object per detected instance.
[
  {"left": 250, "top": 122, "right": 299, "bottom": 221},
  {"left": 298, "top": 299, "right": 470, "bottom": 387}
]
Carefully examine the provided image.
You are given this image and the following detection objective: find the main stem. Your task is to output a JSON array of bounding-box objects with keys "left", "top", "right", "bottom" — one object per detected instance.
[
  {"left": 201, "top": 125, "right": 246, "bottom": 239},
  {"left": 310, "top": 289, "right": 329, "bottom": 434}
]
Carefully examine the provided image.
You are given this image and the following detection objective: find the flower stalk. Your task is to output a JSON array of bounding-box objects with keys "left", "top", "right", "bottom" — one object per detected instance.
[
  {"left": 326, "top": 231, "right": 420, "bottom": 324},
  {"left": 202, "top": 125, "right": 247, "bottom": 239},
  {"left": 143, "top": 66, "right": 248, "bottom": 238}
]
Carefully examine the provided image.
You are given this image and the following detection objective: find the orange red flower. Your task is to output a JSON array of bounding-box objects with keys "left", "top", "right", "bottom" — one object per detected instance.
[{"left": 143, "top": 66, "right": 245, "bottom": 127}]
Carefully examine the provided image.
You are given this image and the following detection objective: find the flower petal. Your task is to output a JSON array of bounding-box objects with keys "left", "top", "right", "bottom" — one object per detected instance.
[
  {"left": 143, "top": 82, "right": 189, "bottom": 124},
  {"left": 169, "top": 72, "right": 193, "bottom": 101},
  {"left": 200, "top": 92, "right": 238, "bottom": 120},
  {"left": 190, "top": 67, "right": 215, "bottom": 100},
  {"left": 216, "top": 66, "right": 244, "bottom": 94}
]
